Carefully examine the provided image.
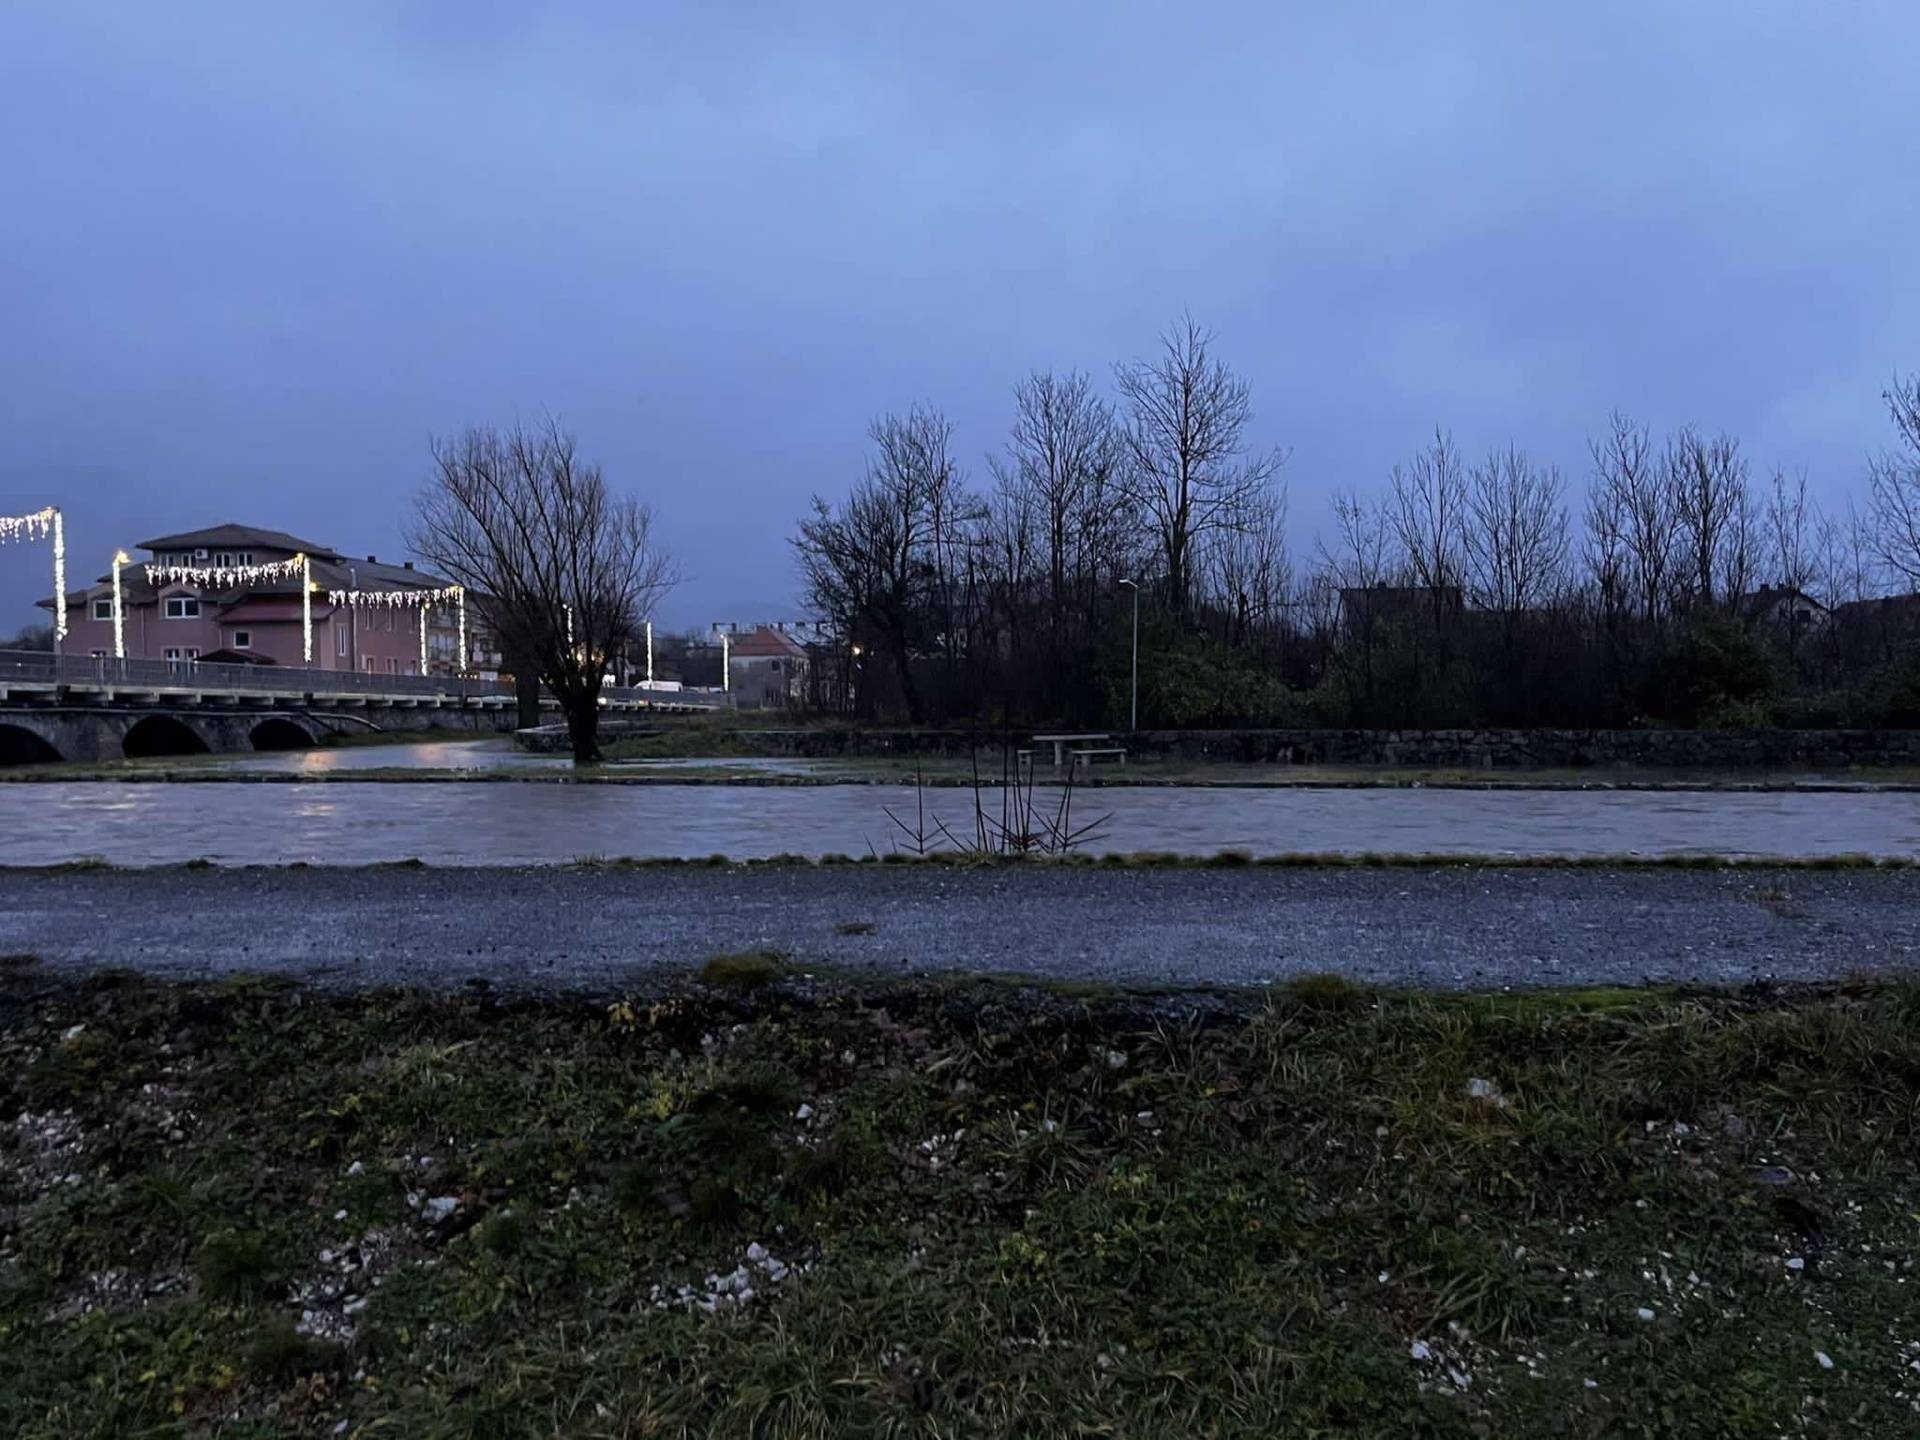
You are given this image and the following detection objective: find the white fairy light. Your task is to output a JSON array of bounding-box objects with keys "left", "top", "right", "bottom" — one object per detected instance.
[
  {"left": 325, "top": 584, "right": 464, "bottom": 608},
  {"left": 50, "top": 510, "right": 65, "bottom": 648},
  {"left": 111, "top": 550, "right": 129, "bottom": 658},
  {"left": 145, "top": 556, "right": 307, "bottom": 588},
  {"left": 302, "top": 556, "right": 313, "bottom": 665},
  {"left": 646, "top": 619, "right": 653, "bottom": 685},
  {"left": 0, "top": 508, "right": 65, "bottom": 649},
  {"left": 0, "top": 507, "right": 56, "bottom": 543},
  {"left": 329, "top": 583, "right": 468, "bottom": 675}
]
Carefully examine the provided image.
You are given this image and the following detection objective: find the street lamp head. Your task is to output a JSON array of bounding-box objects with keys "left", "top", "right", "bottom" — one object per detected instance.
[
  {"left": 113, "top": 549, "right": 131, "bottom": 565},
  {"left": 1118, "top": 577, "right": 1137, "bottom": 590}
]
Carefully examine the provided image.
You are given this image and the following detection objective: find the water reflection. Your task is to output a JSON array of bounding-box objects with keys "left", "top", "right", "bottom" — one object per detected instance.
[{"left": 22, "top": 781, "right": 1920, "bottom": 867}]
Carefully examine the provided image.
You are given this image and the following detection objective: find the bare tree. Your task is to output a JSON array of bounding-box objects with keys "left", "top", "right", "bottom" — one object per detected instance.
[
  {"left": 1464, "top": 445, "right": 1568, "bottom": 620},
  {"left": 1867, "top": 373, "right": 1920, "bottom": 586},
  {"left": 794, "top": 408, "right": 978, "bottom": 722},
  {"left": 1585, "top": 412, "right": 1673, "bottom": 624},
  {"left": 1203, "top": 484, "right": 1292, "bottom": 645},
  {"left": 1761, "top": 468, "right": 1822, "bottom": 594},
  {"left": 1114, "top": 318, "right": 1285, "bottom": 609},
  {"left": 407, "top": 421, "right": 674, "bottom": 764},
  {"left": 989, "top": 371, "right": 1125, "bottom": 634},
  {"left": 1315, "top": 491, "right": 1395, "bottom": 717},
  {"left": 1665, "top": 427, "right": 1755, "bottom": 610}
]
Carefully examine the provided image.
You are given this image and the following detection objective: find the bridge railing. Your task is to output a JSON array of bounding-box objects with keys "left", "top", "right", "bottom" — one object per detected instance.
[
  {"left": 0, "top": 650, "right": 511, "bottom": 701},
  {"left": 0, "top": 650, "right": 731, "bottom": 709}
]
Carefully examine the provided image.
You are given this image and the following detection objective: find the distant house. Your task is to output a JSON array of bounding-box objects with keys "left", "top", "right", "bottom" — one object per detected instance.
[
  {"left": 1738, "top": 584, "right": 1828, "bottom": 634},
  {"left": 39, "top": 522, "right": 474, "bottom": 675},
  {"left": 725, "top": 625, "right": 810, "bottom": 708},
  {"left": 1337, "top": 583, "right": 1464, "bottom": 636}
]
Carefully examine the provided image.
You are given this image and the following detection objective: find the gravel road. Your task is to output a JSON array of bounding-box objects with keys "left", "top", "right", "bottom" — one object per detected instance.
[{"left": 2, "top": 864, "right": 1914, "bottom": 993}]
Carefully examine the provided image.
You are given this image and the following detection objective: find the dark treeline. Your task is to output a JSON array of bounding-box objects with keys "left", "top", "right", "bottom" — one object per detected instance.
[{"left": 794, "top": 320, "right": 1920, "bottom": 731}]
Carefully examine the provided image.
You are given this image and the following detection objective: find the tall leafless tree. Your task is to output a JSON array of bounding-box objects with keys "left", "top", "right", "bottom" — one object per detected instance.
[
  {"left": 794, "top": 407, "right": 979, "bottom": 722},
  {"left": 1665, "top": 427, "right": 1756, "bottom": 611},
  {"left": 408, "top": 421, "right": 675, "bottom": 764},
  {"left": 1867, "top": 373, "right": 1920, "bottom": 586},
  {"left": 1761, "top": 468, "right": 1822, "bottom": 594},
  {"left": 1114, "top": 318, "right": 1286, "bottom": 610},
  {"left": 989, "top": 371, "right": 1126, "bottom": 631},
  {"left": 1464, "top": 445, "right": 1568, "bottom": 621},
  {"left": 1585, "top": 412, "right": 1673, "bottom": 624}
]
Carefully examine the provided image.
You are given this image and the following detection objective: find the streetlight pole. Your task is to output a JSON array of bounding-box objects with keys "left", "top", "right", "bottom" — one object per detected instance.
[{"left": 1118, "top": 578, "right": 1139, "bottom": 732}]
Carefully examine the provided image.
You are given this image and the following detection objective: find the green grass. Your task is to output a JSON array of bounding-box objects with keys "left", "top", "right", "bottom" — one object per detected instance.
[
  {"left": 699, "top": 948, "right": 790, "bottom": 989},
  {"left": 3, "top": 970, "right": 1919, "bottom": 1436}
]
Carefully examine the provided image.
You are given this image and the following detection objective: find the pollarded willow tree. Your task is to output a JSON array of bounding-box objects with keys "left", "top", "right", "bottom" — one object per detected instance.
[{"left": 407, "top": 420, "right": 675, "bottom": 764}]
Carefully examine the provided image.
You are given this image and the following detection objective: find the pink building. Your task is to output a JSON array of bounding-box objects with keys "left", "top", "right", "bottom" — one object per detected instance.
[{"left": 42, "top": 523, "right": 469, "bottom": 675}]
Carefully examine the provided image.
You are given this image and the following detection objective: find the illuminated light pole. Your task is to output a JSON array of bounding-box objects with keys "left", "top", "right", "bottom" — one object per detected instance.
[
  {"left": 300, "top": 555, "right": 313, "bottom": 665},
  {"left": 645, "top": 619, "right": 653, "bottom": 685},
  {"left": 456, "top": 587, "right": 468, "bottom": 674},
  {"left": 50, "top": 509, "right": 66, "bottom": 653},
  {"left": 1118, "top": 578, "right": 1140, "bottom": 733},
  {"left": 721, "top": 632, "right": 730, "bottom": 692},
  {"left": 419, "top": 604, "right": 429, "bottom": 675},
  {"left": 111, "top": 550, "right": 130, "bottom": 658}
]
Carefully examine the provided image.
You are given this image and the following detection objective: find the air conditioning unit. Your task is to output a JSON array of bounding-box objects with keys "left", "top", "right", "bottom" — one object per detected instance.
[{"left": 194, "top": 548, "right": 210, "bottom": 560}]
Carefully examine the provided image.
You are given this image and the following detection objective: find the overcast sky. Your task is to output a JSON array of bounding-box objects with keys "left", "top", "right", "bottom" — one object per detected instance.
[{"left": 3, "top": 1, "right": 1915, "bottom": 632}]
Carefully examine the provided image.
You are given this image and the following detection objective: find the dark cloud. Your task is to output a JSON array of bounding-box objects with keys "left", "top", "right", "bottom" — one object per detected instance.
[{"left": 3, "top": 1, "right": 1915, "bottom": 629}]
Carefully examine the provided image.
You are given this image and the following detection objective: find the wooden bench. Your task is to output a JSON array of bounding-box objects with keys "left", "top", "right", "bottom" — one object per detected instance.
[{"left": 1069, "top": 747, "right": 1126, "bottom": 766}]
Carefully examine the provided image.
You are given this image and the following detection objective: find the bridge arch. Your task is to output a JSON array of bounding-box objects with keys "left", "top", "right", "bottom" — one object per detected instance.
[
  {"left": 0, "top": 722, "right": 63, "bottom": 766},
  {"left": 249, "top": 716, "right": 317, "bottom": 751},
  {"left": 122, "top": 714, "right": 212, "bottom": 759}
]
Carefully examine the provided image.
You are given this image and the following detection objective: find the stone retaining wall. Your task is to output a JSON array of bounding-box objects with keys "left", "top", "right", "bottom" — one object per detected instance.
[{"left": 715, "top": 726, "right": 1920, "bottom": 770}]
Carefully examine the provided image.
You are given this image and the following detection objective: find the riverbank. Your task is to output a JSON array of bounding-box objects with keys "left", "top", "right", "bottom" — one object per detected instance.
[
  {"left": 3, "top": 966, "right": 1915, "bottom": 1436},
  {"left": 10, "top": 758, "right": 1920, "bottom": 791},
  {"left": 4, "top": 863, "right": 1916, "bottom": 992}
]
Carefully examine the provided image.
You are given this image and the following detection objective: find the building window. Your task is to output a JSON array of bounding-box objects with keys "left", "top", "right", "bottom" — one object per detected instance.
[
  {"left": 237, "top": 551, "right": 254, "bottom": 565},
  {"left": 89, "top": 649, "right": 108, "bottom": 659},
  {"left": 163, "top": 647, "right": 200, "bottom": 665},
  {"left": 233, "top": 630, "right": 252, "bottom": 650},
  {"left": 164, "top": 596, "right": 200, "bottom": 619},
  {"left": 92, "top": 599, "right": 112, "bottom": 621},
  {"left": 336, "top": 623, "right": 349, "bottom": 657},
  {"left": 214, "top": 552, "right": 233, "bottom": 566}
]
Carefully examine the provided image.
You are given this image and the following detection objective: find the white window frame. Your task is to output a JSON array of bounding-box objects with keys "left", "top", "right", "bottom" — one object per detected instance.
[
  {"left": 92, "top": 598, "right": 113, "bottom": 621},
  {"left": 232, "top": 630, "right": 252, "bottom": 650},
  {"left": 164, "top": 596, "right": 201, "bottom": 619}
]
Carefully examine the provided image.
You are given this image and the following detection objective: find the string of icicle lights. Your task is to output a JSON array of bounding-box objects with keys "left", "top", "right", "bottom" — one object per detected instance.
[
  {"left": 145, "top": 556, "right": 308, "bottom": 588},
  {"left": 325, "top": 585, "right": 463, "bottom": 607},
  {"left": 2, "top": 507, "right": 65, "bottom": 644}
]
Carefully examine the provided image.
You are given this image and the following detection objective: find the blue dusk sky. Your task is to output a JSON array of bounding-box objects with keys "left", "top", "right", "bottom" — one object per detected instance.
[{"left": 2, "top": 1, "right": 1916, "bottom": 630}]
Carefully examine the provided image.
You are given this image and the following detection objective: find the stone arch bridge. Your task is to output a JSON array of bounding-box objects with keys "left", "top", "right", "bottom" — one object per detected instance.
[{"left": 0, "top": 649, "right": 724, "bottom": 765}]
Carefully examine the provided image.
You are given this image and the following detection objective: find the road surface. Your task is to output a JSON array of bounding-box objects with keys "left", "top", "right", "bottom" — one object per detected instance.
[{"left": 1, "top": 863, "right": 1914, "bottom": 993}]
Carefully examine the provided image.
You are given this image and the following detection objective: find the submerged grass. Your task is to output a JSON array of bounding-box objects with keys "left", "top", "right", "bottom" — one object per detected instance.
[{"left": 3, "top": 970, "right": 1919, "bottom": 1437}]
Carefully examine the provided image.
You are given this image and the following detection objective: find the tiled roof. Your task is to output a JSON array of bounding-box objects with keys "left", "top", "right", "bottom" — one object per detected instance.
[
  {"left": 137, "top": 522, "right": 337, "bottom": 557},
  {"left": 727, "top": 626, "right": 810, "bottom": 659}
]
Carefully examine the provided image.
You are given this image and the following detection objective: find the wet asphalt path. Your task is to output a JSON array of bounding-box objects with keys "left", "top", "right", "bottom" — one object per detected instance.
[{"left": 0, "top": 864, "right": 1914, "bottom": 993}]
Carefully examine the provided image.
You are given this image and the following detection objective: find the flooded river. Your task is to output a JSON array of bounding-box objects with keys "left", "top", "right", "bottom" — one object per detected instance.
[{"left": 17, "top": 779, "right": 1920, "bottom": 866}]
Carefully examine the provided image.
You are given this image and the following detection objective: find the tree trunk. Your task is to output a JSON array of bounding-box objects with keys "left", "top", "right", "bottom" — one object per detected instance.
[
  {"left": 564, "top": 700, "right": 601, "bottom": 765},
  {"left": 515, "top": 670, "right": 541, "bottom": 731}
]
